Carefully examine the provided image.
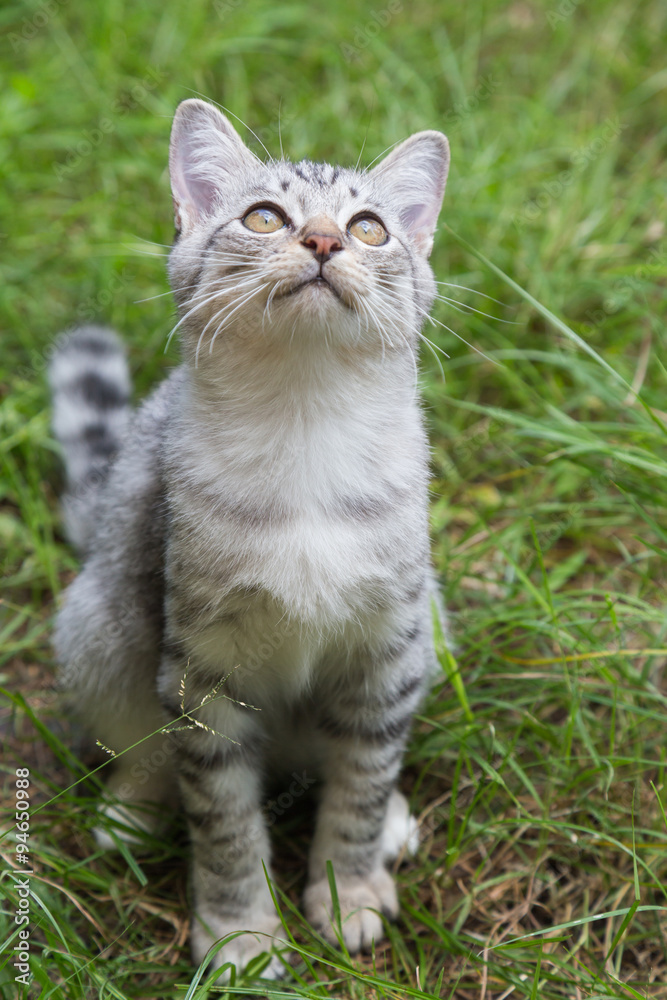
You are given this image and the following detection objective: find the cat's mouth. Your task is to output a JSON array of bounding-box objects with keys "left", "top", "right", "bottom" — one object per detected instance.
[{"left": 277, "top": 276, "right": 343, "bottom": 302}]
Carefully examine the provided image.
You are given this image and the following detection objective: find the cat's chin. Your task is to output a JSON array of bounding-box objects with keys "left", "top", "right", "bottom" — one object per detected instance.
[
  {"left": 279, "top": 276, "right": 344, "bottom": 305},
  {"left": 275, "top": 278, "right": 353, "bottom": 328}
]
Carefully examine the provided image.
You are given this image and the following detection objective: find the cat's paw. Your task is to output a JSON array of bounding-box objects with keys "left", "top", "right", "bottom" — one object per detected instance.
[
  {"left": 381, "top": 789, "right": 419, "bottom": 863},
  {"left": 93, "top": 764, "right": 175, "bottom": 851},
  {"left": 303, "top": 868, "right": 398, "bottom": 952},
  {"left": 93, "top": 801, "right": 161, "bottom": 851},
  {"left": 191, "top": 909, "right": 286, "bottom": 983}
]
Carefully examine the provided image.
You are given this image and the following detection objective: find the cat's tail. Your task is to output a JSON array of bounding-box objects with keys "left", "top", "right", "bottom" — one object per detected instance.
[{"left": 49, "top": 325, "right": 131, "bottom": 554}]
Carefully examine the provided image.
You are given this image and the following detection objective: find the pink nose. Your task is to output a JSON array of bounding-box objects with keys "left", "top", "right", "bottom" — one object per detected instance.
[{"left": 302, "top": 232, "right": 343, "bottom": 263}]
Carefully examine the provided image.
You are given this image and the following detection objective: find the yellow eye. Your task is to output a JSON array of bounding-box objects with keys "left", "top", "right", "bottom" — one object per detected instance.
[
  {"left": 242, "top": 206, "right": 286, "bottom": 233},
  {"left": 348, "top": 217, "right": 388, "bottom": 246}
]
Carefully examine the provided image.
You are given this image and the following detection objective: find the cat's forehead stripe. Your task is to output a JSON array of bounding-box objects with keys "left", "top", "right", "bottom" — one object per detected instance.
[
  {"left": 241, "top": 161, "right": 376, "bottom": 220},
  {"left": 290, "top": 161, "right": 331, "bottom": 186},
  {"left": 283, "top": 160, "right": 353, "bottom": 188}
]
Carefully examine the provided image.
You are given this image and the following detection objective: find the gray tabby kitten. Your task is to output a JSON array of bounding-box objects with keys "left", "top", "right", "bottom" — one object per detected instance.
[{"left": 50, "top": 99, "right": 449, "bottom": 979}]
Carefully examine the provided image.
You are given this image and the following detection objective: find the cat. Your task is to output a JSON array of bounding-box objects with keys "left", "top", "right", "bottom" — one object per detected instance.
[{"left": 49, "top": 98, "right": 450, "bottom": 980}]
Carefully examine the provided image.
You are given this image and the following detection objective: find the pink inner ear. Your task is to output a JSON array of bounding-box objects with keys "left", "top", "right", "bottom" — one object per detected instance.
[
  {"left": 368, "top": 131, "right": 448, "bottom": 255},
  {"left": 402, "top": 201, "right": 439, "bottom": 244},
  {"left": 172, "top": 141, "right": 220, "bottom": 223}
]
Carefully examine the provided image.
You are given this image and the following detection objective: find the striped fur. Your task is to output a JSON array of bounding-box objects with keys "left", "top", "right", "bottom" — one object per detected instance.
[
  {"left": 51, "top": 100, "right": 450, "bottom": 981},
  {"left": 49, "top": 325, "right": 131, "bottom": 553}
]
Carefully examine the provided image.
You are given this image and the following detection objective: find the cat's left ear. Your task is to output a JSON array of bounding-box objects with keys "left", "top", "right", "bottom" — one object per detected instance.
[
  {"left": 369, "top": 132, "right": 449, "bottom": 257},
  {"left": 169, "top": 99, "right": 259, "bottom": 233}
]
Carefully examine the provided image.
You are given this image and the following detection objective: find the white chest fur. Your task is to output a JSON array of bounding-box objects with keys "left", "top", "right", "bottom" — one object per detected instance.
[{"left": 165, "top": 355, "right": 429, "bottom": 680}]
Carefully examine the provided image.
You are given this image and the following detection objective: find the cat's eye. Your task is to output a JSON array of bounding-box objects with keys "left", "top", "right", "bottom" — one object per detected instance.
[
  {"left": 242, "top": 206, "right": 286, "bottom": 233},
  {"left": 348, "top": 217, "right": 389, "bottom": 246}
]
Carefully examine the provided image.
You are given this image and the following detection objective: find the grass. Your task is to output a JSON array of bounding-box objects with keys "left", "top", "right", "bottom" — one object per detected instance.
[{"left": 1, "top": 0, "right": 667, "bottom": 995}]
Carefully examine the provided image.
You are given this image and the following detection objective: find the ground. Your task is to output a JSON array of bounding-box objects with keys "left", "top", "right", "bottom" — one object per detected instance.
[{"left": 1, "top": 0, "right": 667, "bottom": 997}]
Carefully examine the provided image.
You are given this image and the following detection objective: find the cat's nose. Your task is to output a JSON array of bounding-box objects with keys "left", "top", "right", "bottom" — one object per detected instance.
[{"left": 301, "top": 231, "right": 343, "bottom": 263}]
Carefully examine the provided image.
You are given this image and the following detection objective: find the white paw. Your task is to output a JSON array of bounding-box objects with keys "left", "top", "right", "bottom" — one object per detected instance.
[
  {"left": 304, "top": 867, "right": 398, "bottom": 952},
  {"left": 381, "top": 790, "right": 419, "bottom": 863},
  {"left": 191, "top": 909, "right": 286, "bottom": 983},
  {"left": 93, "top": 801, "right": 160, "bottom": 851}
]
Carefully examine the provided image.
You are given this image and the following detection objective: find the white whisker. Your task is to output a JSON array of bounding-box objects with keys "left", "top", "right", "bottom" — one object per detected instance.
[
  {"left": 433, "top": 294, "right": 519, "bottom": 324},
  {"left": 165, "top": 282, "right": 229, "bottom": 351},
  {"left": 135, "top": 285, "right": 199, "bottom": 304},
  {"left": 192, "top": 280, "right": 268, "bottom": 363},
  {"left": 434, "top": 280, "right": 510, "bottom": 306},
  {"left": 165, "top": 274, "right": 264, "bottom": 353},
  {"left": 417, "top": 332, "right": 447, "bottom": 376},
  {"left": 207, "top": 284, "right": 270, "bottom": 357},
  {"left": 414, "top": 306, "right": 501, "bottom": 367},
  {"left": 262, "top": 280, "right": 286, "bottom": 328}
]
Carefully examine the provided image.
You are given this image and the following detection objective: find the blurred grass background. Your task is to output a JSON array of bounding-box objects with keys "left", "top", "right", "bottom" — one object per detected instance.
[{"left": 1, "top": 0, "right": 667, "bottom": 996}]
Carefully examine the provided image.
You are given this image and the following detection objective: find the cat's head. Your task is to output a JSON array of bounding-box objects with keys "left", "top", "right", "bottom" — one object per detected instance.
[{"left": 168, "top": 99, "right": 449, "bottom": 364}]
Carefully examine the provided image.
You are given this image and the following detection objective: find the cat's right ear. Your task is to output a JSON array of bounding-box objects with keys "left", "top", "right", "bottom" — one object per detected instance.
[
  {"left": 369, "top": 131, "right": 450, "bottom": 257},
  {"left": 169, "top": 99, "right": 258, "bottom": 234}
]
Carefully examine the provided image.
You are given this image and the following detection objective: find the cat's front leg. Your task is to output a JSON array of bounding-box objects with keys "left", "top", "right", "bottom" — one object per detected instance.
[
  {"left": 304, "top": 624, "right": 427, "bottom": 951},
  {"left": 161, "top": 671, "right": 285, "bottom": 981}
]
